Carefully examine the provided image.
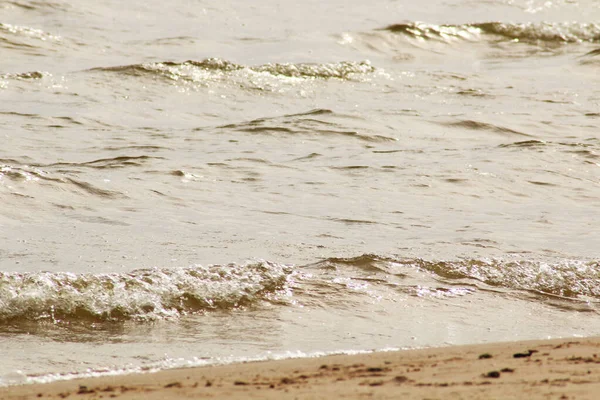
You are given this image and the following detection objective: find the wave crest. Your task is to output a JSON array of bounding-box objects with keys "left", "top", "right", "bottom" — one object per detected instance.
[
  {"left": 311, "top": 254, "right": 600, "bottom": 302},
  {"left": 381, "top": 21, "right": 600, "bottom": 43},
  {"left": 91, "top": 58, "right": 375, "bottom": 82},
  {"left": 0, "top": 262, "right": 293, "bottom": 323}
]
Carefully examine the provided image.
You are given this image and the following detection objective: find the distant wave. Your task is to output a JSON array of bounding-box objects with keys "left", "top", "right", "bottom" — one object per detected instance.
[
  {"left": 0, "top": 262, "right": 293, "bottom": 323},
  {"left": 440, "top": 120, "right": 532, "bottom": 137},
  {"left": 381, "top": 21, "right": 600, "bottom": 44},
  {"left": 0, "top": 71, "right": 46, "bottom": 80},
  {"left": 214, "top": 109, "right": 397, "bottom": 143},
  {"left": 89, "top": 58, "right": 376, "bottom": 82},
  {"left": 0, "top": 22, "right": 62, "bottom": 54},
  {"left": 0, "top": 162, "right": 125, "bottom": 199},
  {"left": 500, "top": 139, "right": 599, "bottom": 156},
  {"left": 0, "top": 22, "right": 61, "bottom": 42}
]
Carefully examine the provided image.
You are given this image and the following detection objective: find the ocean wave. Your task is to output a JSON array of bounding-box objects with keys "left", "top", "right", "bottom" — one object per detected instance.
[
  {"left": 414, "top": 258, "right": 600, "bottom": 300},
  {"left": 0, "top": 22, "right": 61, "bottom": 54},
  {"left": 90, "top": 58, "right": 376, "bottom": 82},
  {"left": 0, "top": 71, "right": 46, "bottom": 80},
  {"left": 476, "top": 22, "right": 600, "bottom": 43},
  {"left": 4, "top": 1, "right": 71, "bottom": 12},
  {"left": 0, "top": 163, "right": 49, "bottom": 183},
  {"left": 307, "top": 254, "right": 600, "bottom": 303},
  {"left": 380, "top": 22, "right": 482, "bottom": 42},
  {"left": 0, "top": 163, "right": 124, "bottom": 199},
  {"left": 0, "top": 22, "right": 61, "bottom": 42},
  {"left": 44, "top": 155, "right": 163, "bottom": 170},
  {"left": 0, "top": 71, "right": 46, "bottom": 90},
  {"left": 440, "top": 120, "right": 532, "bottom": 137},
  {"left": 381, "top": 21, "right": 600, "bottom": 44},
  {"left": 0, "top": 262, "right": 293, "bottom": 323},
  {"left": 214, "top": 109, "right": 397, "bottom": 143},
  {"left": 579, "top": 47, "right": 600, "bottom": 65},
  {"left": 499, "top": 139, "right": 600, "bottom": 162},
  {"left": 1, "top": 254, "right": 598, "bottom": 327}
]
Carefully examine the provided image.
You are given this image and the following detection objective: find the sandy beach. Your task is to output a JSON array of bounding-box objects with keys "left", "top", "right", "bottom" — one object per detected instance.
[{"left": 2, "top": 337, "right": 600, "bottom": 399}]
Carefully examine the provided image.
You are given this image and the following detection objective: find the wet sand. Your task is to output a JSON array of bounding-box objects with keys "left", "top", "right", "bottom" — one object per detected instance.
[{"left": 2, "top": 337, "right": 600, "bottom": 399}]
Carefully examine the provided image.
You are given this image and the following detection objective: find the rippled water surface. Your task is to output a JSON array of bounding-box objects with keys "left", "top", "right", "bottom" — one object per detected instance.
[{"left": 1, "top": 0, "right": 599, "bottom": 386}]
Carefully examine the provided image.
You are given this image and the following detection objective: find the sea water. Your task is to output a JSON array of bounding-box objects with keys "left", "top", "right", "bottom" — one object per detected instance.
[{"left": 1, "top": 0, "right": 599, "bottom": 385}]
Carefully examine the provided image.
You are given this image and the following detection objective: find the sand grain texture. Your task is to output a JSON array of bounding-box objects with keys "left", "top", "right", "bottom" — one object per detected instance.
[{"left": 2, "top": 337, "right": 600, "bottom": 399}]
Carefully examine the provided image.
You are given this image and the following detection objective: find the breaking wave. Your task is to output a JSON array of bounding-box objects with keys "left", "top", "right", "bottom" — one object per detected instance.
[
  {"left": 0, "top": 262, "right": 293, "bottom": 323},
  {"left": 306, "top": 254, "right": 600, "bottom": 303},
  {"left": 1, "top": 254, "right": 597, "bottom": 326},
  {"left": 411, "top": 258, "right": 600, "bottom": 300}
]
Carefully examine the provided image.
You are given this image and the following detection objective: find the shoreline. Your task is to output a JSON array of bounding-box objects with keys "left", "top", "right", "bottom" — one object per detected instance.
[{"left": 2, "top": 337, "right": 600, "bottom": 399}]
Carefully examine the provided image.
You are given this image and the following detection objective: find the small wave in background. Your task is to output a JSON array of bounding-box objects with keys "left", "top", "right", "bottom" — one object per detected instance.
[
  {"left": 381, "top": 21, "right": 600, "bottom": 43},
  {"left": 91, "top": 59, "right": 376, "bottom": 81}
]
